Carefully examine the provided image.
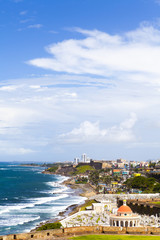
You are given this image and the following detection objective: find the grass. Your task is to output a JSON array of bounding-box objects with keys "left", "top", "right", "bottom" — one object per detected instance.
[
  {"left": 151, "top": 202, "right": 160, "bottom": 205},
  {"left": 80, "top": 200, "right": 97, "bottom": 211},
  {"left": 71, "top": 235, "right": 160, "bottom": 240},
  {"left": 96, "top": 217, "right": 100, "bottom": 223},
  {"left": 75, "top": 165, "right": 94, "bottom": 174}
]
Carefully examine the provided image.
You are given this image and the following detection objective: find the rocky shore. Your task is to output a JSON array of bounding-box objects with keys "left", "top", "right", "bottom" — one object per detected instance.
[
  {"left": 62, "top": 177, "right": 97, "bottom": 198},
  {"left": 32, "top": 171, "right": 97, "bottom": 231},
  {"left": 42, "top": 168, "right": 97, "bottom": 198}
]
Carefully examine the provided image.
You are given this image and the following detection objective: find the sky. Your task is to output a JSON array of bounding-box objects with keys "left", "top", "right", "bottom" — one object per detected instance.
[{"left": 1, "top": 0, "right": 160, "bottom": 162}]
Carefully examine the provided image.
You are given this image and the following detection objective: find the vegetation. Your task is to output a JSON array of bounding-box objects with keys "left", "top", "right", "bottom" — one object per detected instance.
[
  {"left": 75, "top": 165, "right": 94, "bottom": 174},
  {"left": 149, "top": 161, "right": 156, "bottom": 168},
  {"left": 47, "top": 166, "right": 58, "bottom": 172},
  {"left": 36, "top": 222, "right": 62, "bottom": 231},
  {"left": 147, "top": 173, "right": 160, "bottom": 183},
  {"left": 71, "top": 235, "right": 160, "bottom": 240},
  {"left": 41, "top": 162, "right": 72, "bottom": 167},
  {"left": 151, "top": 201, "right": 160, "bottom": 205},
  {"left": 76, "top": 177, "right": 88, "bottom": 184},
  {"left": 89, "top": 171, "right": 99, "bottom": 186},
  {"left": 101, "top": 175, "right": 112, "bottom": 185},
  {"left": 96, "top": 217, "right": 100, "bottom": 223},
  {"left": 80, "top": 200, "right": 97, "bottom": 211},
  {"left": 125, "top": 176, "right": 160, "bottom": 192},
  {"left": 152, "top": 183, "right": 160, "bottom": 192}
]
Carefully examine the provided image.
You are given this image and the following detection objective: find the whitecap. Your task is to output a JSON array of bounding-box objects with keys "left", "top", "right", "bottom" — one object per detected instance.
[
  {"left": 0, "top": 215, "right": 40, "bottom": 227},
  {"left": 0, "top": 194, "right": 68, "bottom": 215},
  {"left": 46, "top": 181, "right": 69, "bottom": 192}
]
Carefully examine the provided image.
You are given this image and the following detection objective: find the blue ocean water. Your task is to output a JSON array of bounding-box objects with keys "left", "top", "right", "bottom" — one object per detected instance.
[{"left": 0, "top": 163, "right": 85, "bottom": 236}]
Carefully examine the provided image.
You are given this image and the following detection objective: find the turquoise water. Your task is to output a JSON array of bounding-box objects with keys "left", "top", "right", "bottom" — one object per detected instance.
[{"left": 0, "top": 163, "right": 84, "bottom": 236}]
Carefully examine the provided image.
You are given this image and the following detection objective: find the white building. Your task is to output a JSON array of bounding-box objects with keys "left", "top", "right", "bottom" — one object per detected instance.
[
  {"left": 110, "top": 200, "right": 140, "bottom": 227},
  {"left": 74, "top": 153, "right": 90, "bottom": 165},
  {"left": 74, "top": 158, "right": 79, "bottom": 165},
  {"left": 81, "top": 153, "right": 87, "bottom": 162}
]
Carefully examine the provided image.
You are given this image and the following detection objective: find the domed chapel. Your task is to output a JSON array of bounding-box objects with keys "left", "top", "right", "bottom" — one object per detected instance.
[{"left": 110, "top": 200, "right": 140, "bottom": 227}]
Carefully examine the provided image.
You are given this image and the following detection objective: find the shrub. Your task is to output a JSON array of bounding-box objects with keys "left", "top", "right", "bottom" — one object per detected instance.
[
  {"left": 47, "top": 166, "right": 58, "bottom": 172},
  {"left": 36, "top": 222, "right": 62, "bottom": 231}
]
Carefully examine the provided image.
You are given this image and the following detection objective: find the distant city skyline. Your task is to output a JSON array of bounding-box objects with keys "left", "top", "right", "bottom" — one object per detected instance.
[{"left": 1, "top": 0, "right": 160, "bottom": 162}]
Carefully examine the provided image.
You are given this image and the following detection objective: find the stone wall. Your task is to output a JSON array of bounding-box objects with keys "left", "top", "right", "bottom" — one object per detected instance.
[
  {"left": 1, "top": 226, "right": 160, "bottom": 239},
  {"left": 91, "top": 193, "right": 160, "bottom": 201}
]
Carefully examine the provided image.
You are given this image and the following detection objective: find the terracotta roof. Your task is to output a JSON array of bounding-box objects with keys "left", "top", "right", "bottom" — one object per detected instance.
[{"left": 117, "top": 205, "right": 132, "bottom": 213}]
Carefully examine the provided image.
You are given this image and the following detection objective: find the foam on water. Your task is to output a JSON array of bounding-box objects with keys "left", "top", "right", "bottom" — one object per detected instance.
[
  {"left": 0, "top": 193, "right": 69, "bottom": 215},
  {"left": 0, "top": 163, "right": 85, "bottom": 236},
  {"left": 0, "top": 215, "right": 40, "bottom": 227}
]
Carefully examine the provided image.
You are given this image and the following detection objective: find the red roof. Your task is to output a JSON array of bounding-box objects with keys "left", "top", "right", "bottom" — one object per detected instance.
[{"left": 117, "top": 205, "right": 132, "bottom": 213}]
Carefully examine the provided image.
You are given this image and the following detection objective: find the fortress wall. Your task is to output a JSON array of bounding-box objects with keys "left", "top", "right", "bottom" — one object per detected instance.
[
  {"left": 2, "top": 232, "right": 29, "bottom": 240},
  {"left": 126, "top": 227, "right": 148, "bottom": 234},
  {"left": 92, "top": 193, "right": 160, "bottom": 201},
  {"left": 102, "top": 226, "right": 126, "bottom": 234},
  {"left": 1, "top": 226, "right": 160, "bottom": 239},
  {"left": 147, "top": 227, "right": 160, "bottom": 235},
  {"left": 64, "top": 226, "right": 102, "bottom": 235}
]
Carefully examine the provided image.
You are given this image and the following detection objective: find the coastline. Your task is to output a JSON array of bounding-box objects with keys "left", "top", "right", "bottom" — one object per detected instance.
[
  {"left": 32, "top": 171, "right": 97, "bottom": 231},
  {"left": 42, "top": 169, "right": 97, "bottom": 198}
]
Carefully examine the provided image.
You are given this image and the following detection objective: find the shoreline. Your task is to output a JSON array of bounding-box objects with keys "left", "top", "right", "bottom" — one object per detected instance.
[
  {"left": 32, "top": 172, "right": 97, "bottom": 231},
  {"left": 42, "top": 169, "right": 97, "bottom": 198}
]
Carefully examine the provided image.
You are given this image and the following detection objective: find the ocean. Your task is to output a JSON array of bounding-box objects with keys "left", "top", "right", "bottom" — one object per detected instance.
[{"left": 0, "top": 162, "right": 85, "bottom": 236}]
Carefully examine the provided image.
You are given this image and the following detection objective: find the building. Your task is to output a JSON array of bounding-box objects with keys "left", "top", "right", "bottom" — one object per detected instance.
[
  {"left": 112, "top": 169, "right": 121, "bottom": 176},
  {"left": 86, "top": 200, "right": 117, "bottom": 213},
  {"left": 90, "top": 160, "right": 112, "bottom": 170},
  {"left": 110, "top": 200, "right": 140, "bottom": 227},
  {"left": 74, "top": 153, "right": 90, "bottom": 165},
  {"left": 81, "top": 153, "right": 87, "bottom": 162},
  {"left": 74, "top": 158, "right": 79, "bottom": 165}
]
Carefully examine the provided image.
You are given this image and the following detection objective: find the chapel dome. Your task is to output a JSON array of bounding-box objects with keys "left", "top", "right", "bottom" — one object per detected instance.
[{"left": 117, "top": 205, "right": 132, "bottom": 213}]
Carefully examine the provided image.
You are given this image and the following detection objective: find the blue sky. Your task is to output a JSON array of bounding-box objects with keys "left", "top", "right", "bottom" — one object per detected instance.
[{"left": 1, "top": 0, "right": 160, "bottom": 162}]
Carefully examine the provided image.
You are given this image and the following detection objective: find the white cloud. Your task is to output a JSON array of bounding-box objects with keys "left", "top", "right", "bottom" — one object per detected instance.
[
  {"left": 6, "top": 147, "right": 35, "bottom": 155},
  {"left": 0, "top": 146, "right": 35, "bottom": 155},
  {"left": 28, "top": 24, "right": 43, "bottom": 29},
  {"left": 59, "top": 113, "right": 137, "bottom": 143},
  {"left": 28, "top": 25, "right": 160, "bottom": 83},
  {"left": 0, "top": 72, "right": 159, "bottom": 160},
  {"left": 155, "top": 0, "right": 160, "bottom": 5},
  {"left": 0, "top": 107, "right": 38, "bottom": 130},
  {"left": 49, "top": 30, "right": 58, "bottom": 34},
  {"left": 29, "top": 85, "right": 41, "bottom": 89},
  {"left": 0, "top": 85, "right": 19, "bottom": 91},
  {"left": 3, "top": 24, "right": 160, "bottom": 159},
  {"left": 19, "top": 11, "right": 27, "bottom": 15}
]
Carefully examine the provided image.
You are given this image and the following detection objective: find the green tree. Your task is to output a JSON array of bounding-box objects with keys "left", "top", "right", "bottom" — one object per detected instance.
[
  {"left": 125, "top": 176, "right": 157, "bottom": 192},
  {"left": 153, "top": 183, "right": 160, "bottom": 193},
  {"left": 89, "top": 171, "right": 99, "bottom": 186},
  {"left": 103, "top": 175, "right": 112, "bottom": 185}
]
